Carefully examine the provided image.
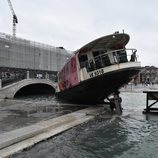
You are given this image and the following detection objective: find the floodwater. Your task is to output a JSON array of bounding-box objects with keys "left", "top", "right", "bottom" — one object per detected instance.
[
  {"left": 0, "top": 95, "right": 84, "bottom": 134},
  {"left": 1, "top": 88, "right": 158, "bottom": 158}
]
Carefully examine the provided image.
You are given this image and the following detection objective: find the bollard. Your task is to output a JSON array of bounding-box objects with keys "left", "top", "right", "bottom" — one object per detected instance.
[
  {"left": 26, "top": 71, "right": 30, "bottom": 79},
  {"left": 114, "top": 92, "right": 122, "bottom": 115}
]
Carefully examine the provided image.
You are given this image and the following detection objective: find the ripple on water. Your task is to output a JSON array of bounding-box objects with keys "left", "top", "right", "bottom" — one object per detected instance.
[{"left": 10, "top": 92, "right": 158, "bottom": 158}]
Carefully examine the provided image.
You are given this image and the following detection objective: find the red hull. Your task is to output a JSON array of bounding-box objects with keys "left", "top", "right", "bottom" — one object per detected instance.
[{"left": 56, "top": 67, "right": 140, "bottom": 104}]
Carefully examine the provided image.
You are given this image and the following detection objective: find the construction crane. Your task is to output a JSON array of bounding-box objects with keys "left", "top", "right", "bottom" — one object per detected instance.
[{"left": 7, "top": 0, "right": 18, "bottom": 37}]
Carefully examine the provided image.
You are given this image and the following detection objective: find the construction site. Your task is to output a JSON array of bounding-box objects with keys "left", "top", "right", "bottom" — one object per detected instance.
[{"left": 0, "top": 0, "right": 71, "bottom": 86}]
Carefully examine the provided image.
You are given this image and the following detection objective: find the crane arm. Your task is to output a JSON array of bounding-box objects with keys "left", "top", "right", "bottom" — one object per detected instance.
[{"left": 7, "top": 0, "right": 18, "bottom": 23}]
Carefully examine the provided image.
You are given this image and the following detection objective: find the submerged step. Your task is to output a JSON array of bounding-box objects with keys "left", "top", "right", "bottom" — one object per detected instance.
[{"left": 0, "top": 106, "right": 104, "bottom": 158}]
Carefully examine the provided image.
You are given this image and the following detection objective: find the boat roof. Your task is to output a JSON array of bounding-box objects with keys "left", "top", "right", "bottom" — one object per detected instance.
[{"left": 77, "top": 33, "right": 130, "bottom": 54}]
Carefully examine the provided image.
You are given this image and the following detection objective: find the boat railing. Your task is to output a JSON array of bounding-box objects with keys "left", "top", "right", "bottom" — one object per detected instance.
[{"left": 80, "top": 48, "right": 138, "bottom": 72}]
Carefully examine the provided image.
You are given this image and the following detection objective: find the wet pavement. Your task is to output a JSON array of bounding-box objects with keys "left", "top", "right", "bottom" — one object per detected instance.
[{"left": 0, "top": 98, "right": 85, "bottom": 134}]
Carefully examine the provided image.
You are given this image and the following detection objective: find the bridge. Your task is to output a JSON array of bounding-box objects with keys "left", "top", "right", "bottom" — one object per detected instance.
[
  {"left": 0, "top": 78, "right": 56, "bottom": 99},
  {"left": 0, "top": 32, "right": 71, "bottom": 99}
]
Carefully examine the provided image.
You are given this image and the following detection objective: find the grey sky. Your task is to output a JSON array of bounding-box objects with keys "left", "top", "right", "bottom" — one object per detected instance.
[{"left": 0, "top": 0, "right": 158, "bottom": 66}]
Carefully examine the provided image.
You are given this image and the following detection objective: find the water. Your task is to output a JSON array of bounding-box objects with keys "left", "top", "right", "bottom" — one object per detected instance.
[
  {"left": 0, "top": 95, "right": 82, "bottom": 133},
  {"left": 3, "top": 92, "right": 158, "bottom": 158}
]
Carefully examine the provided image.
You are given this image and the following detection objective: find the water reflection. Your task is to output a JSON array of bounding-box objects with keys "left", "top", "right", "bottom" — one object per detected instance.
[
  {"left": 3, "top": 92, "right": 158, "bottom": 158},
  {"left": 0, "top": 95, "right": 85, "bottom": 133}
]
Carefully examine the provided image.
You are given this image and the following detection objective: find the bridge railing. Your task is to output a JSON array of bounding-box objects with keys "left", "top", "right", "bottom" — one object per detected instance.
[{"left": 0, "top": 69, "right": 57, "bottom": 87}]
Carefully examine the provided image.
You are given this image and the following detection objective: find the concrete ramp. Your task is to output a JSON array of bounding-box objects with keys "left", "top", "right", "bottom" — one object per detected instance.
[{"left": 0, "top": 106, "right": 104, "bottom": 157}]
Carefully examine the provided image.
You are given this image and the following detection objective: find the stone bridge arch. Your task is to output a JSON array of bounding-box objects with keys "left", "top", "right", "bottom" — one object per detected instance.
[{"left": 0, "top": 79, "right": 56, "bottom": 99}]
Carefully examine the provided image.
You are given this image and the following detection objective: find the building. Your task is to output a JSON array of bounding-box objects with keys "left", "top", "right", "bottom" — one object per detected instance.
[
  {"left": 0, "top": 32, "right": 71, "bottom": 85},
  {"left": 140, "top": 66, "right": 158, "bottom": 84}
]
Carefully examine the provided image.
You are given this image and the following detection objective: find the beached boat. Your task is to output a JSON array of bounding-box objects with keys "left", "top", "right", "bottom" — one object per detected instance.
[{"left": 55, "top": 32, "right": 141, "bottom": 104}]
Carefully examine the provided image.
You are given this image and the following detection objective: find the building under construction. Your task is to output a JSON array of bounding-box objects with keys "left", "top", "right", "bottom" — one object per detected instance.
[
  {"left": 0, "top": 32, "right": 71, "bottom": 85},
  {"left": 0, "top": 1, "right": 71, "bottom": 86}
]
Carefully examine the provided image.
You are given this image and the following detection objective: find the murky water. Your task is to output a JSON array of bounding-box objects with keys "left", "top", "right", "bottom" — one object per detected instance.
[
  {"left": 2, "top": 92, "right": 158, "bottom": 158},
  {"left": 0, "top": 95, "right": 83, "bottom": 133}
]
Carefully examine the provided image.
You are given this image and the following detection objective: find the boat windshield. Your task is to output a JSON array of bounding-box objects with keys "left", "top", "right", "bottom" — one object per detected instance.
[{"left": 79, "top": 48, "right": 137, "bottom": 72}]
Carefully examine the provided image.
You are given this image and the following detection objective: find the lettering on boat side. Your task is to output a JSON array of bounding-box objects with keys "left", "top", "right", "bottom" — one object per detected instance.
[{"left": 89, "top": 69, "right": 104, "bottom": 78}]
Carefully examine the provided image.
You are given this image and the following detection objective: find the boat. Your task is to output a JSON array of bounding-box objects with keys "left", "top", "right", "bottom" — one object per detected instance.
[{"left": 55, "top": 31, "right": 141, "bottom": 104}]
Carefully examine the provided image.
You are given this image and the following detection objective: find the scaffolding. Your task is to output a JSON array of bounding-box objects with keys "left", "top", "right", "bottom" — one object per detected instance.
[
  {"left": 0, "top": 32, "right": 71, "bottom": 86},
  {"left": 0, "top": 32, "right": 70, "bottom": 71}
]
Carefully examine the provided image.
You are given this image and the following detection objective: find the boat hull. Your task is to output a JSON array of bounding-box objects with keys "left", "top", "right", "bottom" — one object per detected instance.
[{"left": 55, "top": 66, "right": 140, "bottom": 104}]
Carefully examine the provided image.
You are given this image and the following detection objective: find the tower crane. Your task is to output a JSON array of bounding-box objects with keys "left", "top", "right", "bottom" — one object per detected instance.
[{"left": 7, "top": 0, "right": 18, "bottom": 37}]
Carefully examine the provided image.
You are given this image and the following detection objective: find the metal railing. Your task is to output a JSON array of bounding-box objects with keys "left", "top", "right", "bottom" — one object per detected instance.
[
  {"left": 0, "top": 69, "right": 57, "bottom": 87},
  {"left": 79, "top": 48, "right": 138, "bottom": 72}
]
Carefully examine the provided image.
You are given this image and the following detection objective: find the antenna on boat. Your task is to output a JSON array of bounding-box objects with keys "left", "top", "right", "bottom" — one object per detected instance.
[{"left": 122, "top": 29, "right": 126, "bottom": 49}]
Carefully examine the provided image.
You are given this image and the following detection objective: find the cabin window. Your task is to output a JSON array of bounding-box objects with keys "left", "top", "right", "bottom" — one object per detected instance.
[
  {"left": 93, "top": 51, "right": 100, "bottom": 57},
  {"left": 88, "top": 59, "right": 95, "bottom": 71},
  {"left": 79, "top": 55, "right": 88, "bottom": 68},
  {"left": 93, "top": 51, "right": 102, "bottom": 69},
  {"left": 117, "top": 50, "right": 128, "bottom": 63},
  {"left": 92, "top": 51, "right": 111, "bottom": 69},
  {"left": 100, "top": 52, "right": 111, "bottom": 66}
]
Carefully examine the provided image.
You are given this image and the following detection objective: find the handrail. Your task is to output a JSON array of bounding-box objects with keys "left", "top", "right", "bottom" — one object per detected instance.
[
  {"left": 79, "top": 48, "right": 138, "bottom": 72},
  {"left": 92, "top": 48, "right": 137, "bottom": 61}
]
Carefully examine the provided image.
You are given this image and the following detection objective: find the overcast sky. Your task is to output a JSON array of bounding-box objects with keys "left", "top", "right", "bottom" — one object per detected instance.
[{"left": 0, "top": 0, "right": 158, "bottom": 67}]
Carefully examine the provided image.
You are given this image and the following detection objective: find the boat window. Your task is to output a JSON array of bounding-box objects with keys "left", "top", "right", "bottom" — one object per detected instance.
[
  {"left": 92, "top": 51, "right": 100, "bottom": 57},
  {"left": 79, "top": 55, "right": 88, "bottom": 68},
  {"left": 93, "top": 51, "right": 102, "bottom": 69},
  {"left": 88, "top": 59, "right": 95, "bottom": 71},
  {"left": 117, "top": 50, "right": 128, "bottom": 63},
  {"left": 92, "top": 51, "right": 111, "bottom": 69},
  {"left": 100, "top": 52, "right": 111, "bottom": 66}
]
